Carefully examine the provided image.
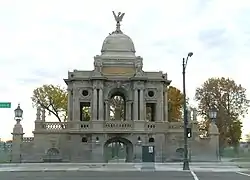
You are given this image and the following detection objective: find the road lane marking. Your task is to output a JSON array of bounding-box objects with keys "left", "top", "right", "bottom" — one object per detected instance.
[
  {"left": 236, "top": 172, "right": 250, "bottom": 177},
  {"left": 191, "top": 171, "right": 199, "bottom": 180}
]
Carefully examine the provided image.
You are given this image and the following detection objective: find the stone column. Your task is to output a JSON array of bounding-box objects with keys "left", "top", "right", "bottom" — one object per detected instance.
[
  {"left": 72, "top": 89, "right": 79, "bottom": 121},
  {"left": 92, "top": 88, "right": 98, "bottom": 120},
  {"left": 126, "top": 101, "right": 132, "bottom": 120},
  {"left": 161, "top": 93, "right": 164, "bottom": 121},
  {"left": 139, "top": 89, "right": 144, "bottom": 120},
  {"left": 133, "top": 89, "right": 138, "bottom": 120},
  {"left": 105, "top": 100, "right": 109, "bottom": 121},
  {"left": 98, "top": 88, "right": 104, "bottom": 120},
  {"left": 164, "top": 87, "right": 168, "bottom": 121}
]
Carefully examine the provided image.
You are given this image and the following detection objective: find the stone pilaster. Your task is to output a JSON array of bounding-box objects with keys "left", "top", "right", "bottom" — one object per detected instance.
[
  {"left": 105, "top": 100, "right": 109, "bottom": 121},
  {"left": 164, "top": 87, "right": 168, "bottom": 121},
  {"left": 98, "top": 88, "right": 104, "bottom": 120},
  {"left": 133, "top": 89, "right": 138, "bottom": 120},
  {"left": 156, "top": 89, "right": 164, "bottom": 121},
  {"left": 67, "top": 88, "right": 72, "bottom": 121},
  {"left": 126, "top": 100, "right": 132, "bottom": 120},
  {"left": 139, "top": 89, "right": 144, "bottom": 120},
  {"left": 92, "top": 87, "right": 98, "bottom": 120},
  {"left": 72, "top": 88, "right": 80, "bottom": 121}
]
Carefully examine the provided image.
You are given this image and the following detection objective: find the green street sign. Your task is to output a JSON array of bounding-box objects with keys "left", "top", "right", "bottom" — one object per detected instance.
[{"left": 0, "top": 102, "right": 11, "bottom": 108}]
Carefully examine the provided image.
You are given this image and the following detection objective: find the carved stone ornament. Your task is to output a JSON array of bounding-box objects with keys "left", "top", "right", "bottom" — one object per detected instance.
[
  {"left": 162, "top": 73, "right": 168, "bottom": 80},
  {"left": 105, "top": 81, "right": 130, "bottom": 90},
  {"left": 78, "top": 88, "right": 91, "bottom": 99},
  {"left": 93, "top": 81, "right": 104, "bottom": 89},
  {"left": 112, "top": 11, "right": 125, "bottom": 33},
  {"left": 145, "top": 88, "right": 157, "bottom": 99},
  {"left": 135, "top": 59, "right": 143, "bottom": 76},
  {"left": 67, "top": 88, "right": 73, "bottom": 95},
  {"left": 114, "top": 81, "right": 130, "bottom": 89},
  {"left": 105, "top": 82, "right": 114, "bottom": 89},
  {"left": 94, "top": 59, "right": 102, "bottom": 73}
]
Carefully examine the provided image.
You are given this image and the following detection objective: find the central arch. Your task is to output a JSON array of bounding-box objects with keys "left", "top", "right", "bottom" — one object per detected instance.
[
  {"left": 103, "top": 137, "right": 133, "bottom": 163},
  {"left": 108, "top": 88, "right": 128, "bottom": 121}
]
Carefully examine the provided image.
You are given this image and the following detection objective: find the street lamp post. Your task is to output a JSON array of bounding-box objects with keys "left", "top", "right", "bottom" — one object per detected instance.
[
  {"left": 13, "top": 104, "right": 23, "bottom": 163},
  {"left": 182, "top": 52, "right": 193, "bottom": 170}
]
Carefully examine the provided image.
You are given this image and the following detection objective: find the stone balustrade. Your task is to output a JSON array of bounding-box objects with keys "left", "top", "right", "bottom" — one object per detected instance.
[
  {"left": 22, "top": 137, "right": 34, "bottom": 142},
  {"left": 104, "top": 121, "right": 133, "bottom": 131},
  {"left": 33, "top": 121, "right": 199, "bottom": 133}
]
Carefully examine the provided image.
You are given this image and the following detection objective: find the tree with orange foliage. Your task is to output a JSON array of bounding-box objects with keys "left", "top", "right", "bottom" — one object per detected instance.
[{"left": 167, "top": 86, "right": 184, "bottom": 122}]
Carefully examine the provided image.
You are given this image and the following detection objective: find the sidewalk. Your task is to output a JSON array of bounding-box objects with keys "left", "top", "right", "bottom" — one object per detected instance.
[{"left": 0, "top": 162, "right": 249, "bottom": 172}]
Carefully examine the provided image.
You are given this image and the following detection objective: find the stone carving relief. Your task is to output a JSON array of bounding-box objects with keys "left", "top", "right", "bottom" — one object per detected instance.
[
  {"left": 105, "top": 82, "right": 114, "bottom": 89},
  {"left": 105, "top": 81, "right": 130, "bottom": 90}
]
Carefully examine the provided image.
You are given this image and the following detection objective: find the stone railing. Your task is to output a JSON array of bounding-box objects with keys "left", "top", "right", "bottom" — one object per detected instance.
[
  {"left": 33, "top": 120, "right": 199, "bottom": 133},
  {"left": 22, "top": 137, "right": 34, "bottom": 142},
  {"left": 104, "top": 121, "right": 133, "bottom": 131},
  {"left": 43, "top": 122, "right": 68, "bottom": 130},
  {"left": 34, "top": 122, "right": 69, "bottom": 131}
]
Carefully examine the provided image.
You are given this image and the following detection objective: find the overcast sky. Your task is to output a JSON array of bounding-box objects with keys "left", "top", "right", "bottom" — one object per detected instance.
[{"left": 0, "top": 0, "right": 250, "bottom": 140}]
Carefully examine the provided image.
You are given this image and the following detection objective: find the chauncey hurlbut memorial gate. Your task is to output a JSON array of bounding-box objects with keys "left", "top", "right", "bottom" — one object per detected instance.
[{"left": 11, "top": 12, "right": 220, "bottom": 163}]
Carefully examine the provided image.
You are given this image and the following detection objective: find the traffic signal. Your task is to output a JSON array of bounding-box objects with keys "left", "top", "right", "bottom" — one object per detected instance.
[{"left": 186, "top": 127, "right": 192, "bottom": 138}]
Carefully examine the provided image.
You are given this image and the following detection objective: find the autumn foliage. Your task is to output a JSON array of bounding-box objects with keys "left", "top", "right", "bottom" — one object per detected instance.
[
  {"left": 167, "top": 86, "right": 184, "bottom": 122},
  {"left": 31, "top": 84, "right": 67, "bottom": 122},
  {"left": 195, "top": 77, "right": 249, "bottom": 151}
]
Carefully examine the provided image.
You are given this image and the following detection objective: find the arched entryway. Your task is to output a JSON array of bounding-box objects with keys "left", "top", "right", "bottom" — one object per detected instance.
[
  {"left": 103, "top": 137, "right": 133, "bottom": 163},
  {"left": 108, "top": 88, "right": 128, "bottom": 121}
]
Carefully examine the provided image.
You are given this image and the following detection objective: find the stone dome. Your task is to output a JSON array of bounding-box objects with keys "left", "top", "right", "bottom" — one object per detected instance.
[{"left": 100, "top": 32, "right": 136, "bottom": 58}]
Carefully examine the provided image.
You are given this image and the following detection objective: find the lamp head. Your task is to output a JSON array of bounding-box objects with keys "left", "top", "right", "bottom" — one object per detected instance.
[
  {"left": 188, "top": 52, "right": 193, "bottom": 57},
  {"left": 14, "top": 103, "right": 23, "bottom": 119},
  {"left": 208, "top": 105, "right": 217, "bottom": 121}
]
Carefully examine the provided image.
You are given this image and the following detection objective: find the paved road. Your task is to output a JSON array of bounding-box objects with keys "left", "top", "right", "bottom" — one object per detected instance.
[{"left": 0, "top": 171, "right": 249, "bottom": 180}]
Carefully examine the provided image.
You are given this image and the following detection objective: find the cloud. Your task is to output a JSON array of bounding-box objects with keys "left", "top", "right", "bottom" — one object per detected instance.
[{"left": 0, "top": 0, "right": 250, "bottom": 140}]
